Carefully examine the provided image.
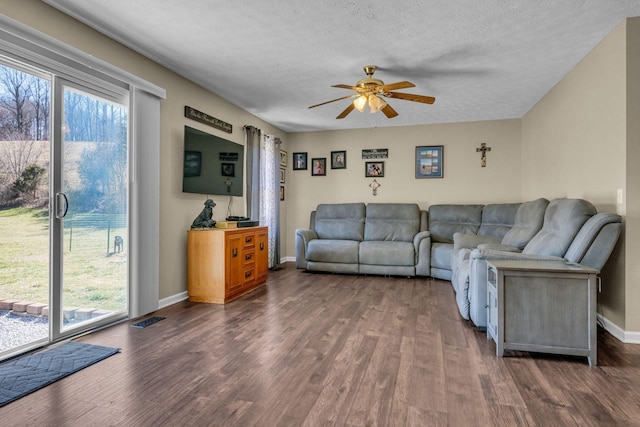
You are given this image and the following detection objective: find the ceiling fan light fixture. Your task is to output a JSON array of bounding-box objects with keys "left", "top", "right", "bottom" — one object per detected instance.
[
  {"left": 354, "top": 95, "right": 368, "bottom": 112},
  {"left": 368, "top": 95, "right": 387, "bottom": 113},
  {"left": 308, "top": 65, "right": 435, "bottom": 119}
]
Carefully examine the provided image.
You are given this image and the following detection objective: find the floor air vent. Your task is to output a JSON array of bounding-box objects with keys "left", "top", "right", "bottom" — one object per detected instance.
[{"left": 131, "top": 316, "right": 165, "bottom": 328}]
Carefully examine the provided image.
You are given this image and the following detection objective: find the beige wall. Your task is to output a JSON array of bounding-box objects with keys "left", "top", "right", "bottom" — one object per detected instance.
[
  {"left": 521, "top": 21, "right": 626, "bottom": 212},
  {"left": 626, "top": 18, "right": 640, "bottom": 331},
  {"left": 2, "top": 1, "right": 287, "bottom": 300},
  {"left": 285, "top": 120, "right": 522, "bottom": 254}
]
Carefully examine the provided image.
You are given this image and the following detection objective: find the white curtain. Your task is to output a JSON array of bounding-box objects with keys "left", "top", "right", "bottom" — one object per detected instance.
[{"left": 260, "top": 134, "right": 281, "bottom": 268}]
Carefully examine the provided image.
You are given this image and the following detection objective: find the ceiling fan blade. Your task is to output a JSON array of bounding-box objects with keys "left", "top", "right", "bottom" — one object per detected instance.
[
  {"left": 386, "top": 91, "right": 436, "bottom": 104},
  {"left": 381, "top": 104, "right": 398, "bottom": 118},
  {"left": 336, "top": 103, "right": 355, "bottom": 119},
  {"left": 378, "top": 81, "right": 415, "bottom": 92},
  {"left": 308, "top": 94, "right": 357, "bottom": 109},
  {"left": 332, "top": 84, "right": 360, "bottom": 90}
]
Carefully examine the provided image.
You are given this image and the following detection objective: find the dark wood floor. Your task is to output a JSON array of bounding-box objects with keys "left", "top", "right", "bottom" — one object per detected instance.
[{"left": 3, "top": 263, "right": 640, "bottom": 426}]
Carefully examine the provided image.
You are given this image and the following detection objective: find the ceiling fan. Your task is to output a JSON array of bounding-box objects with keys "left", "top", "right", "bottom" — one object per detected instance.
[{"left": 308, "top": 65, "right": 436, "bottom": 119}]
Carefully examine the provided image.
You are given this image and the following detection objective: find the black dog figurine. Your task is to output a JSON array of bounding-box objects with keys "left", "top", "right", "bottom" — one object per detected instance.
[{"left": 191, "top": 199, "right": 217, "bottom": 228}]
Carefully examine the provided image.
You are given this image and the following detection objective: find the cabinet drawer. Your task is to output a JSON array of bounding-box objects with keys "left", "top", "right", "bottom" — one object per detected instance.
[
  {"left": 243, "top": 232, "right": 256, "bottom": 248},
  {"left": 243, "top": 267, "right": 256, "bottom": 284},
  {"left": 243, "top": 248, "right": 255, "bottom": 265}
]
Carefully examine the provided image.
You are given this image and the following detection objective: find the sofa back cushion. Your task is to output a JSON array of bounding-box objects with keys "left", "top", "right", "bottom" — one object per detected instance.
[
  {"left": 364, "top": 203, "right": 420, "bottom": 242},
  {"left": 501, "top": 198, "right": 549, "bottom": 249},
  {"left": 428, "top": 204, "right": 483, "bottom": 243},
  {"left": 314, "top": 203, "right": 366, "bottom": 240},
  {"left": 477, "top": 203, "right": 521, "bottom": 238},
  {"left": 523, "top": 198, "right": 596, "bottom": 256}
]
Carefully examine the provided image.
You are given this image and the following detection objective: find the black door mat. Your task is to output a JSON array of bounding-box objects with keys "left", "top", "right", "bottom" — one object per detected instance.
[{"left": 131, "top": 316, "right": 165, "bottom": 328}]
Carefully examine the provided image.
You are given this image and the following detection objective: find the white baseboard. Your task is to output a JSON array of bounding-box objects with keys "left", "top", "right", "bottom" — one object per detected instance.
[
  {"left": 598, "top": 314, "right": 640, "bottom": 344},
  {"left": 281, "top": 256, "right": 296, "bottom": 263},
  {"left": 158, "top": 291, "right": 188, "bottom": 309}
]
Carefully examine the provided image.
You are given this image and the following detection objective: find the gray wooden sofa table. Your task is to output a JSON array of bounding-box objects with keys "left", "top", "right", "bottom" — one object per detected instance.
[{"left": 486, "top": 259, "right": 599, "bottom": 365}]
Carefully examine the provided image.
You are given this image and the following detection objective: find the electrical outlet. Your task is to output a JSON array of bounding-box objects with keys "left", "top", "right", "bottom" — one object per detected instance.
[{"left": 617, "top": 188, "right": 624, "bottom": 204}]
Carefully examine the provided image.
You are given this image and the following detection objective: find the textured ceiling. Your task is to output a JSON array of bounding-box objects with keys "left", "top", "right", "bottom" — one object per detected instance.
[{"left": 43, "top": 0, "right": 640, "bottom": 133}]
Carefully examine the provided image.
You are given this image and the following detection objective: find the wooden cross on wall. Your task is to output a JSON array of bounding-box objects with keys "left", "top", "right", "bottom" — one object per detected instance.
[{"left": 476, "top": 143, "right": 492, "bottom": 167}]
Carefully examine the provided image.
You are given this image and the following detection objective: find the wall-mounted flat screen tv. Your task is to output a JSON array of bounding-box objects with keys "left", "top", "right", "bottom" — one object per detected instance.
[{"left": 182, "top": 126, "right": 244, "bottom": 197}]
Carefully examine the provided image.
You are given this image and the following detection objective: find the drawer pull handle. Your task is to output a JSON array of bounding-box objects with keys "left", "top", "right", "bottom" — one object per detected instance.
[
  {"left": 232, "top": 248, "right": 238, "bottom": 257},
  {"left": 245, "top": 254, "right": 252, "bottom": 261},
  {"left": 246, "top": 237, "right": 253, "bottom": 244},
  {"left": 260, "top": 242, "right": 264, "bottom": 250},
  {"left": 245, "top": 271, "right": 252, "bottom": 278}
]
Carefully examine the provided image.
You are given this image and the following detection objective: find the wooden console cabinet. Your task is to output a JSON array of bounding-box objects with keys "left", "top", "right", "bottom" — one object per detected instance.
[
  {"left": 486, "top": 259, "right": 599, "bottom": 365},
  {"left": 187, "top": 226, "right": 268, "bottom": 303}
]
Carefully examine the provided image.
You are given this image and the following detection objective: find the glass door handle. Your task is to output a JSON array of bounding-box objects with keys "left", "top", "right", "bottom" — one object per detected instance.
[{"left": 55, "top": 192, "right": 69, "bottom": 219}]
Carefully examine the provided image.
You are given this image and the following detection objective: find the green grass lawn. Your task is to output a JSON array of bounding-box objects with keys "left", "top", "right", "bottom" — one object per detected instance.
[{"left": 0, "top": 207, "right": 127, "bottom": 311}]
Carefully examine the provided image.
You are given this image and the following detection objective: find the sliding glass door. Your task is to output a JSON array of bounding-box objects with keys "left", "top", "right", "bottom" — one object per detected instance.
[
  {"left": 0, "top": 59, "right": 129, "bottom": 359},
  {"left": 51, "top": 80, "right": 129, "bottom": 340}
]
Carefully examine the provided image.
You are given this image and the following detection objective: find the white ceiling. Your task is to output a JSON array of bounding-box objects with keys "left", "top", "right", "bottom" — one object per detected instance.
[{"left": 43, "top": 0, "right": 640, "bottom": 133}]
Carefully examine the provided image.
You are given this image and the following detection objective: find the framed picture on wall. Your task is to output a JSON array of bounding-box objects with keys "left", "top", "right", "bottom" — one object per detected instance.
[
  {"left": 280, "top": 185, "right": 285, "bottom": 201},
  {"left": 311, "top": 158, "right": 326, "bottom": 176},
  {"left": 280, "top": 168, "right": 286, "bottom": 183},
  {"left": 221, "top": 162, "right": 235, "bottom": 177},
  {"left": 415, "top": 145, "right": 443, "bottom": 178},
  {"left": 280, "top": 150, "right": 287, "bottom": 167},
  {"left": 331, "top": 150, "right": 347, "bottom": 169},
  {"left": 365, "top": 161, "right": 384, "bottom": 177},
  {"left": 293, "top": 152, "right": 307, "bottom": 170}
]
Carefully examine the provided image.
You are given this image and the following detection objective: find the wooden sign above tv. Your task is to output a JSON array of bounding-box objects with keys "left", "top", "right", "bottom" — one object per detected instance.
[{"left": 185, "top": 106, "right": 233, "bottom": 133}]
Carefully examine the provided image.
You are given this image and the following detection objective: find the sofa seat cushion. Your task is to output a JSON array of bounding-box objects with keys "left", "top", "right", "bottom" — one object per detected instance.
[
  {"left": 307, "top": 239, "right": 360, "bottom": 263},
  {"left": 359, "top": 241, "right": 415, "bottom": 266}
]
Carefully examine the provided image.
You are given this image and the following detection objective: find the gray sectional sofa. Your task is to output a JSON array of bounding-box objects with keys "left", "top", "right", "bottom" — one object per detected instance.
[{"left": 295, "top": 198, "right": 623, "bottom": 329}]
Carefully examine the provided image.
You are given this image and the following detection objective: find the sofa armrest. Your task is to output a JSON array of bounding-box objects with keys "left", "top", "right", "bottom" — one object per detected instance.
[
  {"left": 413, "top": 230, "right": 430, "bottom": 247},
  {"left": 295, "top": 229, "right": 318, "bottom": 269},
  {"left": 453, "top": 232, "right": 500, "bottom": 251},
  {"left": 414, "top": 231, "right": 431, "bottom": 276}
]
